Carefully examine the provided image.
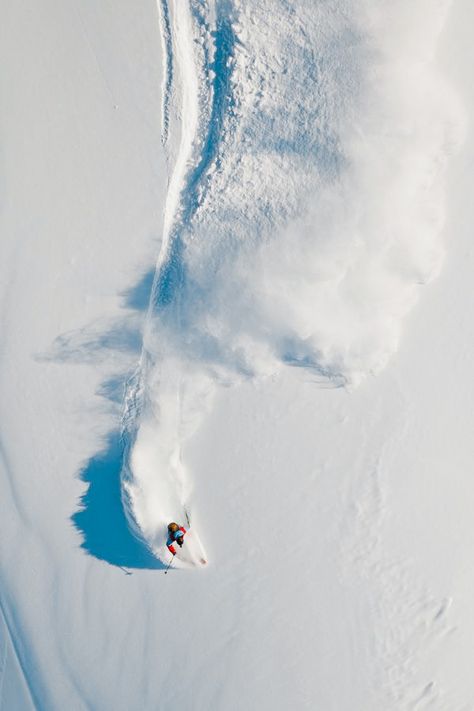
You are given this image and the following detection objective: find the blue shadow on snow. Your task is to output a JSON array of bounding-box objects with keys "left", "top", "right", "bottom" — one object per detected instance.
[
  {"left": 68, "top": 7, "right": 239, "bottom": 570},
  {"left": 72, "top": 432, "right": 163, "bottom": 571}
]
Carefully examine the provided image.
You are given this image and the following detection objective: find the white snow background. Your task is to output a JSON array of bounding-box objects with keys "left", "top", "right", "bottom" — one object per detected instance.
[{"left": 1, "top": 0, "right": 474, "bottom": 709}]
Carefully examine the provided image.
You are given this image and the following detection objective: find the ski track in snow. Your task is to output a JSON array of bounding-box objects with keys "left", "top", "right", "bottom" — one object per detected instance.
[
  {"left": 157, "top": 0, "right": 173, "bottom": 148},
  {"left": 0, "top": 596, "right": 38, "bottom": 711},
  {"left": 121, "top": 0, "right": 462, "bottom": 568}
]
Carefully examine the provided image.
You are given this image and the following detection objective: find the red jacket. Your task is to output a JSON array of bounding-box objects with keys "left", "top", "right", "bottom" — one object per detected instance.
[{"left": 167, "top": 526, "right": 186, "bottom": 555}]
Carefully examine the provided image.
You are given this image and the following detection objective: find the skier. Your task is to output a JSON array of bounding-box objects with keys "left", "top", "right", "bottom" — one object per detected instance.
[{"left": 166, "top": 522, "right": 186, "bottom": 556}]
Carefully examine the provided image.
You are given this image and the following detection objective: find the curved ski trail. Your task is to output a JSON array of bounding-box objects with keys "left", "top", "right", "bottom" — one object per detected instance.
[{"left": 121, "top": 0, "right": 233, "bottom": 565}]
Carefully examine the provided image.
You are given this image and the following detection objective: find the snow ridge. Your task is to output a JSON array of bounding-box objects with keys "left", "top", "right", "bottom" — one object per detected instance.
[
  {"left": 157, "top": 0, "right": 173, "bottom": 148},
  {"left": 151, "top": 1, "right": 236, "bottom": 313}
]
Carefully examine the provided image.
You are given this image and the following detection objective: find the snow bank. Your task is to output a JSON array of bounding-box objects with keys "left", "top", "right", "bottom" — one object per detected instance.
[{"left": 123, "top": 0, "right": 463, "bottom": 558}]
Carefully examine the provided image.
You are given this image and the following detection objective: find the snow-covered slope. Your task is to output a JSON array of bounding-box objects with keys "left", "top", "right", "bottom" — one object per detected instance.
[
  {"left": 123, "top": 0, "right": 463, "bottom": 565},
  {"left": 1, "top": 1, "right": 474, "bottom": 709}
]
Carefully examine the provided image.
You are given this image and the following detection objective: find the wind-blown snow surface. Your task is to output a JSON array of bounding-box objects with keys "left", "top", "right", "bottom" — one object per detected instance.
[
  {"left": 2, "top": 0, "right": 474, "bottom": 710},
  {"left": 123, "top": 0, "right": 462, "bottom": 561}
]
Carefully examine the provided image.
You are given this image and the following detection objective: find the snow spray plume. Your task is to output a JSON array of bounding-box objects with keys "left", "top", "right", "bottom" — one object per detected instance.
[{"left": 122, "top": 0, "right": 464, "bottom": 560}]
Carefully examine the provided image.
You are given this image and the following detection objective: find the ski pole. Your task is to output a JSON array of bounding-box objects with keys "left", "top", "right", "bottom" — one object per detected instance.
[{"left": 164, "top": 556, "right": 174, "bottom": 575}]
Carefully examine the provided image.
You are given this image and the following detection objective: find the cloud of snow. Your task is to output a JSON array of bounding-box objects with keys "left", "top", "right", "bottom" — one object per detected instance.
[
  {"left": 149, "top": 0, "right": 463, "bottom": 385},
  {"left": 123, "top": 0, "right": 464, "bottom": 555}
]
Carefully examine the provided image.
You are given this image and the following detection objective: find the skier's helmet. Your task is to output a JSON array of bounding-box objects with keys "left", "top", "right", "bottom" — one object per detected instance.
[{"left": 168, "top": 522, "right": 179, "bottom": 533}]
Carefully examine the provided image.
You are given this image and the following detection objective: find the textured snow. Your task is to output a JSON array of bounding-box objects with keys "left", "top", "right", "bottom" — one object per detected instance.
[
  {"left": 1, "top": 1, "right": 474, "bottom": 710},
  {"left": 124, "top": 0, "right": 463, "bottom": 562}
]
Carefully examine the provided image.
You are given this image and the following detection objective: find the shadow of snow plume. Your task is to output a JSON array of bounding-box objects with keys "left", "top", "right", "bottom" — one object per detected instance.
[
  {"left": 72, "top": 432, "right": 162, "bottom": 570},
  {"left": 42, "top": 265, "right": 158, "bottom": 570},
  {"left": 40, "top": 315, "right": 142, "bottom": 365}
]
